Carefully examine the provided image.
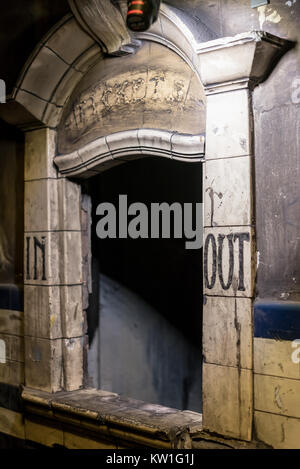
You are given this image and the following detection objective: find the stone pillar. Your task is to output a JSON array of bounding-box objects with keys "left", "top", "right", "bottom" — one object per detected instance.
[
  {"left": 198, "top": 31, "right": 290, "bottom": 440},
  {"left": 24, "top": 128, "right": 85, "bottom": 392}
]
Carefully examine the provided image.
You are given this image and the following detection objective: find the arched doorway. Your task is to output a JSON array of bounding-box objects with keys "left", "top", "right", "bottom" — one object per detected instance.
[{"left": 54, "top": 35, "right": 206, "bottom": 412}]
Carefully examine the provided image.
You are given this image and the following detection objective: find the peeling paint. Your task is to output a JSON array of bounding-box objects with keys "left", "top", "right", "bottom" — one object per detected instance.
[
  {"left": 281, "top": 423, "right": 285, "bottom": 443},
  {"left": 50, "top": 314, "right": 55, "bottom": 329},
  {"left": 285, "top": 0, "right": 296, "bottom": 7},
  {"left": 257, "top": 251, "right": 260, "bottom": 269},
  {"left": 65, "top": 338, "right": 76, "bottom": 350},
  {"left": 280, "top": 292, "right": 290, "bottom": 300},
  {"left": 74, "top": 303, "right": 78, "bottom": 320},
  {"left": 240, "top": 137, "right": 247, "bottom": 152},
  {"left": 291, "top": 77, "right": 300, "bottom": 104},
  {"left": 0, "top": 339, "right": 6, "bottom": 364},
  {"left": 258, "top": 6, "right": 282, "bottom": 29},
  {"left": 33, "top": 346, "right": 42, "bottom": 362},
  {"left": 206, "top": 187, "right": 223, "bottom": 227},
  {"left": 274, "top": 385, "right": 283, "bottom": 409},
  {"left": 234, "top": 298, "right": 241, "bottom": 371}
]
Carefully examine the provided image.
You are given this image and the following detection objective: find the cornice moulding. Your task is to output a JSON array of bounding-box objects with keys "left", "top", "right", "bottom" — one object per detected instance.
[
  {"left": 54, "top": 129, "right": 205, "bottom": 177},
  {"left": 197, "top": 30, "right": 293, "bottom": 94}
]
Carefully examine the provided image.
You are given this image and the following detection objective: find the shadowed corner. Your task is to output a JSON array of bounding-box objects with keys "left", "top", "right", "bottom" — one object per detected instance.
[{"left": 259, "top": 34, "right": 296, "bottom": 86}]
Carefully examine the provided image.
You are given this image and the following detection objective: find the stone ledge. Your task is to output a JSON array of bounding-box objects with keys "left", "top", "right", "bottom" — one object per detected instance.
[
  {"left": 21, "top": 387, "right": 269, "bottom": 449},
  {"left": 22, "top": 387, "right": 203, "bottom": 449}
]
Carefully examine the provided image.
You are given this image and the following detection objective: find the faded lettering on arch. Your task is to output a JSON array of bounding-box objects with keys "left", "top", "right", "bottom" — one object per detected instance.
[{"left": 63, "top": 69, "right": 195, "bottom": 141}]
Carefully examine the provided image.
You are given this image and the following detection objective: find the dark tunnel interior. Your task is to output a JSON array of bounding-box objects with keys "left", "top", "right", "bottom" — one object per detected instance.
[{"left": 86, "top": 156, "right": 203, "bottom": 412}]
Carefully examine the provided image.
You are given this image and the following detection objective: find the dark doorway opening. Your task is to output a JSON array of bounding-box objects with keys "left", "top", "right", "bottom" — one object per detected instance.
[{"left": 87, "top": 157, "right": 203, "bottom": 412}]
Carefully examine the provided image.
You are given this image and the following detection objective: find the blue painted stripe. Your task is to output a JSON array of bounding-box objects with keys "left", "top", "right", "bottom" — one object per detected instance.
[
  {"left": 0, "top": 285, "right": 24, "bottom": 312},
  {"left": 254, "top": 300, "right": 300, "bottom": 341}
]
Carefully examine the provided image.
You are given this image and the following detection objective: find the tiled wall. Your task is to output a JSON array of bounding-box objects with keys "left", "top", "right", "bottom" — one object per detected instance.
[
  {"left": 0, "top": 285, "right": 25, "bottom": 441},
  {"left": 202, "top": 87, "right": 255, "bottom": 442},
  {"left": 24, "top": 128, "right": 86, "bottom": 393},
  {"left": 254, "top": 301, "right": 300, "bottom": 448}
]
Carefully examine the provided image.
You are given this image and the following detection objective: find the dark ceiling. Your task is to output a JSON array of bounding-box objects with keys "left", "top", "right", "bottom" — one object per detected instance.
[
  {"left": 0, "top": 0, "right": 70, "bottom": 94},
  {"left": 0, "top": 0, "right": 206, "bottom": 95}
]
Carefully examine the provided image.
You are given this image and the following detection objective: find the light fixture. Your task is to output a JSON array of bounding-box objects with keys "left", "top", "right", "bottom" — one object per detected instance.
[{"left": 127, "top": 0, "right": 161, "bottom": 32}]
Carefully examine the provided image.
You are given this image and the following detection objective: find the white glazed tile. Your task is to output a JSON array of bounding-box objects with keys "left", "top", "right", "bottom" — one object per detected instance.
[
  {"left": 204, "top": 156, "right": 253, "bottom": 227},
  {"left": 203, "top": 296, "right": 253, "bottom": 369},
  {"left": 255, "top": 374, "right": 300, "bottom": 419},
  {"left": 254, "top": 338, "right": 300, "bottom": 380},
  {"left": 24, "top": 231, "right": 82, "bottom": 286},
  {"left": 203, "top": 226, "right": 256, "bottom": 298},
  {"left": 21, "top": 47, "right": 68, "bottom": 102},
  {"left": 255, "top": 411, "right": 300, "bottom": 449},
  {"left": 45, "top": 18, "right": 94, "bottom": 65},
  {"left": 25, "top": 178, "right": 81, "bottom": 232},
  {"left": 24, "top": 337, "right": 63, "bottom": 392},
  {"left": 25, "top": 128, "right": 57, "bottom": 181},
  {"left": 206, "top": 89, "right": 251, "bottom": 159},
  {"left": 203, "top": 363, "right": 253, "bottom": 441}
]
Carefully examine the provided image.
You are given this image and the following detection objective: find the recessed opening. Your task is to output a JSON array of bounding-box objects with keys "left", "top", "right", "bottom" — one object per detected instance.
[
  {"left": 86, "top": 156, "right": 203, "bottom": 413},
  {"left": 0, "top": 119, "right": 24, "bottom": 310}
]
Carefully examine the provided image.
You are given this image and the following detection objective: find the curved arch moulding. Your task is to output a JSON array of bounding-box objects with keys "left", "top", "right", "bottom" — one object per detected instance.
[
  {"left": 54, "top": 129, "right": 205, "bottom": 178},
  {"left": 54, "top": 29, "right": 206, "bottom": 175}
]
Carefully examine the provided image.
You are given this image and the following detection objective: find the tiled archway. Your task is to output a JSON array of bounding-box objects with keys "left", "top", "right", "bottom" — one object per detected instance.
[{"left": 1, "top": 1, "right": 290, "bottom": 446}]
